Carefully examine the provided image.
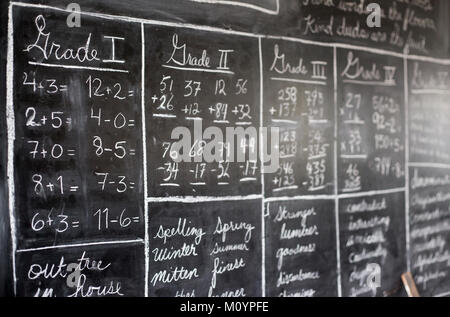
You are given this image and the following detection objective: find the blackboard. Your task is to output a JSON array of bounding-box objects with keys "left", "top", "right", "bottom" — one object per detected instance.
[{"left": 1, "top": 0, "right": 450, "bottom": 297}]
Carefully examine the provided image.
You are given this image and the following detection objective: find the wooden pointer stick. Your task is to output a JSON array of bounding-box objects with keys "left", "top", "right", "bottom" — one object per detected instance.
[{"left": 401, "top": 272, "right": 420, "bottom": 297}]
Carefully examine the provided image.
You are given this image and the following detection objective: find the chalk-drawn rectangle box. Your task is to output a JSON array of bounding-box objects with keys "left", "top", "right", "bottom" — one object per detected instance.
[
  {"left": 336, "top": 48, "right": 405, "bottom": 194},
  {"left": 144, "top": 24, "right": 261, "bottom": 197},
  {"left": 339, "top": 191, "right": 406, "bottom": 297},
  {"left": 10, "top": 5, "right": 145, "bottom": 249},
  {"left": 264, "top": 198, "right": 338, "bottom": 297},
  {"left": 407, "top": 60, "right": 450, "bottom": 165},
  {"left": 16, "top": 242, "right": 145, "bottom": 297},
  {"left": 409, "top": 166, "right": 450, "bottom": 297},
  {"left": 147, "top": 199, "right": 262, "bottom": 297},
  {"left": 261, "top": 38, "right": 335, "bottom": 198}
]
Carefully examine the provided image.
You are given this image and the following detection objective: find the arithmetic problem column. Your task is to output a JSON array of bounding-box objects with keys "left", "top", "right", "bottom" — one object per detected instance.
[
  {"left": 8, "top": 5, "right": 145, "bottom": 296},
  {"left": 260, "top": 38, "right": 338, "bottom": 297},
  {"left": 336, "top": 48, "right": 407, "bottom": 297},
  {"left": 143, "top": 25, "right": 263, "bottom": 297}
]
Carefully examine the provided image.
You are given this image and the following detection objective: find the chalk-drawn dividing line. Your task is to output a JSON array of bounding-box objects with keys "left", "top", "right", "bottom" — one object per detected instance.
[
  {"left": 16, "top": 239, "right": 145, "bottom": 253},
  {"left": 340, "top": 154, "right": 368, "bottom": 160},
  {"left": 28, "top": 61, "right": 129, "bottom": 73},
  {"left": 272, "top": 185, "right": 298, "bottom": 192},
  {"left": 309, "top": 119, "right": 329, "bottom": 124},
  {"left": 190, "top": 182, "right": 206, "bottom": 186},
  {"left": 341, "top": 187, "right": 362, "bottom": 193},
  {"left": 264, "top": 195, "right": 335, "bottom": 202},
  {"left": 271, "top": 119, "right": 297, "bottom": 125},
  {"left": 162, "top": 64, "right": 234, "bottom": 75},
  {"left": 188, "top": 0, "right": 280, "bottom": 15},
  {"left": 409, "top": 162, "right": 450, "bottom": 170},
  {"left": 343, "top": 120, "right": 365, "bottom": 125},
  {"left": 7, "top": 3, "right": 18, "bottom": 294},
  {"left": 271, "top": 77, "right": 327, "bottom": 86},
  {"left": 264, "top": 187, "right": 406, "bottom": 202},
  {"left": 308, "top": 154, "right": 327, "bottom": 160},
  {"left": 153, "top": 113, "right": 177, "bottom": 119},
  {"left": 308, "top": 185, "right": 327, "bottom": 192},
  {"left": 146, "top": 195, "right": 263, "bottom": 203},
  {"left": 159, "top": 183, "right": 180, "bottom": 187},
  {"left": 342, "top": 79, "right": 396, "bottom": 87},
  {"left": 403, "top": 55, "right": 411, "bottom": 273},
  {"left": 339, "top": 187, "right": 405, "bottom": 199},
  {"left": 410, "top": 89, "right": 450, "bottom": 95},
  {"left": 141, "top": 22, "right": 150, "bottom": 298}
]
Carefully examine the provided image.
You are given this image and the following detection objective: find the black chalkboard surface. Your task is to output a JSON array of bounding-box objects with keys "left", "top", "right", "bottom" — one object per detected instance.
[{"left": 1, "top": 0, "right": 450, "bottom": 297}]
